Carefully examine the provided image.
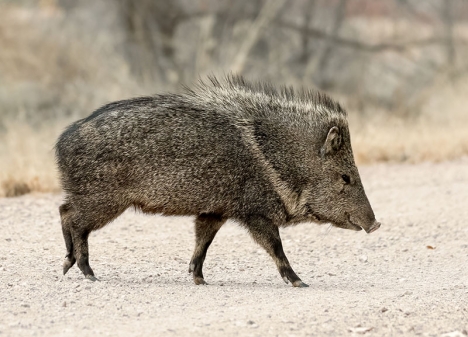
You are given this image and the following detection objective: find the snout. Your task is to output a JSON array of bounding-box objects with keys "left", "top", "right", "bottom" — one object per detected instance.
[
  {"left": 364, "top": 221, "right": 381, "bottom": 234},
  {"left": 343, "top": 214, "right": 381, "bottom": 233}
]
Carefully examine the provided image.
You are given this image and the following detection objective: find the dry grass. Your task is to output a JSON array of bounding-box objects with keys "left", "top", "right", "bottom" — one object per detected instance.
[
  {"left": 0, "top": 120, "right": 67, "bottom": 197},
  {"left": 352, "top": 117, "right": 468, "bottom": 163},
  {"left": 351, "top": 77, "right": 468, "bottom": 163}
]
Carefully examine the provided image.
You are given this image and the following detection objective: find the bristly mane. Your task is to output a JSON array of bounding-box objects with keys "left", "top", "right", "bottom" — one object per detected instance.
[{"left": 185, "top": 74, "right": 346, "bottom": 117}]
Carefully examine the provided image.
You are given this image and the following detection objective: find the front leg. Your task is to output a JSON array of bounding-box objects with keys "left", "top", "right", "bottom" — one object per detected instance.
[{"left": 244, "top": 215, "right": 308, "bottom": 288}]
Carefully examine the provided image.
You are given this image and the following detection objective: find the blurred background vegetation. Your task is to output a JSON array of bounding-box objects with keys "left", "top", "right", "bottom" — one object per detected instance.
[{"left": 1, "top": 0, "right": 468, "bottom": 196}]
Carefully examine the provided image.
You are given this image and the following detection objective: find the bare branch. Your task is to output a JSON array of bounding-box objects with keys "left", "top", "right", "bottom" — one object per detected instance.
[
  {"left": 313, "top": 0, "right": 347, "bottom": 87},
  {"left": 277, "top": 19, "right": 466, "bottom": 53},
  {"left": 230, "top": 0, "right": 286, "bottom": 74},
  {"left": 299, "top": 0, "right": 316, "bottom": 63},
  {"left": 442, "top": 0, "right": 456, "bottom": 74}
]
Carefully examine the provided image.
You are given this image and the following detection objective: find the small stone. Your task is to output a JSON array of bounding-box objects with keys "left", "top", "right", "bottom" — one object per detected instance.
[
  {"left": 359, "top": 255, "right": 368, "bottom": 263},
  {"left": 380, "top": 307, "right": 388, "bottom": 313},
  {"left": 62, "top": 301, "right": 67, "bottom": 307},
  {"left": 246, "top": 320, "right": 258, "bottom": 329}
]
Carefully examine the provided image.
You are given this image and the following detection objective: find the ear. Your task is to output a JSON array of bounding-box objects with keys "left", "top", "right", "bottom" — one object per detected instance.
[{"left": 320, "top": 126, "right": 342, "bottom": 157}]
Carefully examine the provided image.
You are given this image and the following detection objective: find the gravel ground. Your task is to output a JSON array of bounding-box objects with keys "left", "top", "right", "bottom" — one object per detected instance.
[{"left": 1, "top": 159, "right": 467, "bottom": 337}]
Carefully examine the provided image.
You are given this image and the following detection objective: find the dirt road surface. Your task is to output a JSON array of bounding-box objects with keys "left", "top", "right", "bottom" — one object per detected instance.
[{"left": 1, "top": 159, "right": 467, "bottom": 336}]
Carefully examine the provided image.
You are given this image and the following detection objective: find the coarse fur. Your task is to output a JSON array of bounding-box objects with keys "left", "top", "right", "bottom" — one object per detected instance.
[{"left": 55, "top": 75, "right": 380, "bottom": 286}]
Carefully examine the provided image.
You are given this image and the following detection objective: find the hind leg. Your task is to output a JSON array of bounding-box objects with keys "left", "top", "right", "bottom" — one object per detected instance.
[
  {"left": 66, "top": 200, "right": 127, "bottom": 281},
  {"left": 60, "top": 203, "right": 76, "bottom": 275},
  {"left": 189, "top": 213, "right": 226, "bottom": 285},
  {"left": 71, "top": 225, "right": 96, "bottom": 281}
]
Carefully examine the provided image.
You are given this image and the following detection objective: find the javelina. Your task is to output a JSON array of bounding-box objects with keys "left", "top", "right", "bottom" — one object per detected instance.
[{"left": 56, "top": 75, "right": 380, "bottom": 287}]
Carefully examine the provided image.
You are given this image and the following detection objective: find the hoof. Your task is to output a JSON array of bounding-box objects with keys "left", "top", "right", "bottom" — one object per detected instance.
[
  {"left": 292, "top": 280, "right": 309, "bottom": 288},
  {"left": 85, "top": 275, "right": 100, "bottom": 282},
  {"left": 193, "top": 277, "right": 207, "bottom": 285},
  {"left": 282, "top": 276, "right": 289, "bottom": 284}
]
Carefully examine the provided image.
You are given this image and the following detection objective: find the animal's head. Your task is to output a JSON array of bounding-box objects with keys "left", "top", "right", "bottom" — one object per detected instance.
[{"left": 308, "top": 124, "right": 380, "bottom": 234}]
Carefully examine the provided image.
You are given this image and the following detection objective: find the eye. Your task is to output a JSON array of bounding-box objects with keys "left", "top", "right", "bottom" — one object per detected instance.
[{"left": 341, "top": 174, "right": 351, "bottom": 184}]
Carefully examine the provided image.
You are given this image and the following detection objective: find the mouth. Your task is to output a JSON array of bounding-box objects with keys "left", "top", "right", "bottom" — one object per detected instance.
[
  {"left": 308, "top": 207, "right": 380, "bottom": 233},
  {"left": 345, "top": 213, "right": 363, "bottom": 231},
  {"left": 328, "top": 213, "right": 362, "bottom": 231}
]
